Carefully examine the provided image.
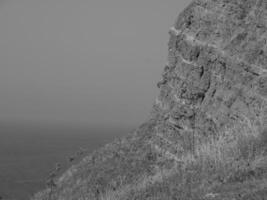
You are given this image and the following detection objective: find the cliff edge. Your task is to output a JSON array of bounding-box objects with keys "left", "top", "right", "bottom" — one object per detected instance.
[{"left": 33, "top": 0, "right": 267, "bottom": 199}]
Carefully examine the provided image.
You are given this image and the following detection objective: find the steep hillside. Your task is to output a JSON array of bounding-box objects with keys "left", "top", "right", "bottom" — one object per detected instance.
[{"left": 33, "top": 0, "right": 267, "bottom": 199}]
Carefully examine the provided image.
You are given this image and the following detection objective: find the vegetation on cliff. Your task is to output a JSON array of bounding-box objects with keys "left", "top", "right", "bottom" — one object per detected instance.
[{"left": 33, "top": 0, "right": 267, "bottom": 199}]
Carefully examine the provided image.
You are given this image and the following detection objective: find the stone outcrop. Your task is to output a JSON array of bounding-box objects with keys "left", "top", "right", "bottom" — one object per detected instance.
[
  {"left": 154, "top": 0, "right": 267, "bottom": 161},
  {"left": 33, "top": 1, "right": 267, "bottom": 199}
]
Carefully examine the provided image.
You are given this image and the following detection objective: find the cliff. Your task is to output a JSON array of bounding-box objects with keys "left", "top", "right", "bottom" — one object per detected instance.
[{"left": 33, "top": 0, "right": 267, "bottom": 199}]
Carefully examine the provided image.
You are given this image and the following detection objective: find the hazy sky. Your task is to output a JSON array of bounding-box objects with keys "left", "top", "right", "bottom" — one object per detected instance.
[{"left": 0, "top": 0, "right": 189, "bottom": 128}]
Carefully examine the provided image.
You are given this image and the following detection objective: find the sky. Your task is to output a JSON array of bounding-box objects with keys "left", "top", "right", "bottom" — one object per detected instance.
[{"left": 0, "top": 0, "right": 189, "bottom": 128}]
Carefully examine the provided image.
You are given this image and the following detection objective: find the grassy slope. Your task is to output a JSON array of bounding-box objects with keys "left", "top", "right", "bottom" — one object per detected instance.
[{"left": 32, "top": 115, "right": 267, "bottom": 200}]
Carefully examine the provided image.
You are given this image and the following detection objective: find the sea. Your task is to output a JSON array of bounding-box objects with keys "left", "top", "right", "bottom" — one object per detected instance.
[{"left": 0, "top": 122, "right": 130, "bottom": 200}]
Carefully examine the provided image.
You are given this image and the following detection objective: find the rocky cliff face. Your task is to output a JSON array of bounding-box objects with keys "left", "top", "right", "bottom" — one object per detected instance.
[
  {"left": 153, "top": 0, "right": 267, "bottom": 167},
  {"left": 33, "top": 1, "right": 267, "bottom": 199}
]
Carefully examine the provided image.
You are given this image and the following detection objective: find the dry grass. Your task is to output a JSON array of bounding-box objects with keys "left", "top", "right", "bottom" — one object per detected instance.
[
  {"left": 100, "top": 116, "right": 267, "bottom": 199},
  {"left": 99, "top": 164, "right": 181, "bottom": 200},
  {"left": 195, "top": 115, "right": 263, "bottom": 168},
  {"left": 31, "top": 115, "right": 267, "bottom": 200}
]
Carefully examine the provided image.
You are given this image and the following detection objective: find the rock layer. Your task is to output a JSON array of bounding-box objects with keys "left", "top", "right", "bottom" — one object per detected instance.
[
  {"left": 33, "top": 1, "right": 267, "bottom": 199},
  {"left": 154, "top": 0, "right": 267, "bottom": 161}
]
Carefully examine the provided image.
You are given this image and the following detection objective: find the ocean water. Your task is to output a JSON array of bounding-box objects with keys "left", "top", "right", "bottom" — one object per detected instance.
[{"left": 0, "top": 122, "right": 130, "bottom": 200}]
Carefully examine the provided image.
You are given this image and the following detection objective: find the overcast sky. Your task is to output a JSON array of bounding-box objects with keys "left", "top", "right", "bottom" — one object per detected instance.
[{"left": 0, "top": 0, "right": 189, "bottom": 128}]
